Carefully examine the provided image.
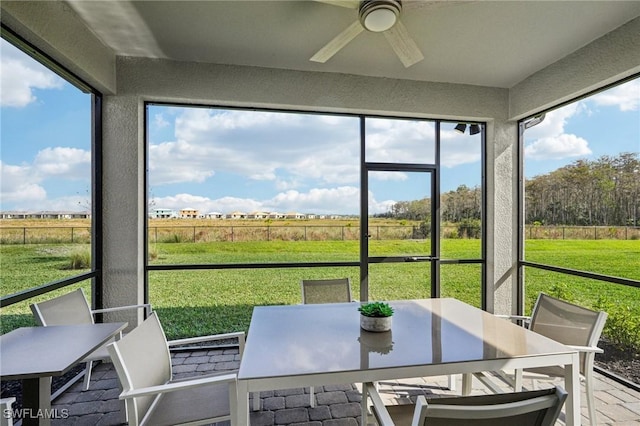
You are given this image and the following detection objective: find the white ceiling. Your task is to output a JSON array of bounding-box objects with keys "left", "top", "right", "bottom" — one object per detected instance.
[{"left": 67, "top": 0, "right": 640, "bottom": 89}]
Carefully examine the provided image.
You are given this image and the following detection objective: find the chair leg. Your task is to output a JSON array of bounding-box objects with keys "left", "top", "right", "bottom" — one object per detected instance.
[
  {"left": 585, "top": 372, "right": 597, "bottom": 426},
  {"left": 513, "top": 368, "right": 523, "bottom": 391},
  {"left": 447, "top": 374, "right": 457, "bottom": 391},
  {"left": 83, "top": 360, "right": 93, "bottom": 390},
  {"left": 252, "top": 392, "right": 261, "bottom": 411}
]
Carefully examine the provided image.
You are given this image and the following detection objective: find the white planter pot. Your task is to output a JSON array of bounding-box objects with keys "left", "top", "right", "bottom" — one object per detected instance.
[{"left": 360, "top": 315, "right": 392, "bottom": 332}]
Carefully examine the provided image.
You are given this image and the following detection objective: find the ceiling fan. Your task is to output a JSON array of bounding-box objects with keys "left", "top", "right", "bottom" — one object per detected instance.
[{"left": 310, "top": 0, "right": 457, "bottom": 68}]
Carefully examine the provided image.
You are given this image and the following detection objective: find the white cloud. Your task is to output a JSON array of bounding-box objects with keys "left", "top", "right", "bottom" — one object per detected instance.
[
  {"left": 149, "top": 141, "right": 215, "bottom": 185},
  {"left": 266, "top": 186, "right": 360, "bottom": 214},
  {"left": 370, "top": 171, "right": 408, "bottom": 181},
  {"left": 1, "top": 146, "right": 90, "bottom": 210},
  {"left": 0, "top": 40, "right": 64, "bottom": 108},
  {"left": 152, "top": 193, "right": 262, "bottom": 215},
  {"left": 34, "top": 147, "right": 91, "bottom": 179},
  {"left": 590, "top": 80, "right": 639, "bottom": 112},
  {"left": 523, "top": 103, "right": 593, "bottom": 161},
  {"left": 524, "top": 103, "right": 580, "bottom": 141},
  {"left": 365, "top": 118, "right": 435, "bottom": 164},
  {"left": 0, "top": 162, "right": 47, "bottom": 205},
  {"left": 440, "top": 130, "right": 482, "bottom": 167},
  {"left": 368, "top": 190, "right": 397, "bottom": 215},
  {"left": 524, "top": 134, "right": 592, "bottom": 160},
  {"left": 153, "top": 113, "right": 170, "bottom": 128},
  {"left": 153, "top": 186, "right": 363, "bottom": 216},
  {"left": 150, "top": 108, "right": 360, "bottom": 186}
]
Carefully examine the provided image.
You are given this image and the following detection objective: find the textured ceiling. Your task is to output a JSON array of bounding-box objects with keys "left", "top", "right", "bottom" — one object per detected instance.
[{"left": 67, "top": 0, "right": 640, "bottom": 88}]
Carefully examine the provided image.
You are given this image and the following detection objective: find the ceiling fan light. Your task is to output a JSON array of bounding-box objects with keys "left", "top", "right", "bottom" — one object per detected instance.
[
  {"left": 363, "top": 9, "right": 397, "bottom": 32},
  {"left": 359, "top": 1, "right": 401, "bottom": 32}
]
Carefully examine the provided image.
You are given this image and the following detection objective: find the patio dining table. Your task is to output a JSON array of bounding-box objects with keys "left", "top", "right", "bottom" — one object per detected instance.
[
  {"left": 237, "top": 298, "right": 581, "bottom": 425},
  {"left": 0, "top": 322, "right": 127, "bottom": 426}
]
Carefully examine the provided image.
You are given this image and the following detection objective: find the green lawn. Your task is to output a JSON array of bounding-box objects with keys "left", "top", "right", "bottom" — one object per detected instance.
[{"left": 1, "top": 240, "right": 638, "bottom": 347}]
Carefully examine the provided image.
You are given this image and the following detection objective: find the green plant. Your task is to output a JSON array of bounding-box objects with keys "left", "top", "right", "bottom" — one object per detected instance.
[
  {"left": 546, "top": 283, "right": 575, "bottom": 302},
  {"left": 358, "top": 301, "right": 394, "bottom": 317},
  {"left": 594, "top": 296, "right": 640, "bottom": 349},
  {"left": 66, "top": 248, "right": 91, "bottom": 269}
]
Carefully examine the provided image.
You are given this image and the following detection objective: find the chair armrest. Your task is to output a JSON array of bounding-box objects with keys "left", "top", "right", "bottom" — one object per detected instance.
[
  {"left": 365, "top": 382, "right": 395, "bottom": 426},
  {"left": 119, "top": 372, "right": 237, "bottom": 400},
  {"left": 167, "top": 331, "right": 245, "bottom": 347},
  {"left": 495, "top": 314, "right": 531, "bottom": 321},
  {"left": 92, "top": 303, "right": 152, "bottom": 316},
  {"left": 566, "top": 344, "right": 604, "bottom": 354}
]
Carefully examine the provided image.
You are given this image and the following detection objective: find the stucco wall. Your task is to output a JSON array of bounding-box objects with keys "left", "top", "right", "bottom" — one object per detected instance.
[{"left": 102, "top": 95, "right": 146, "bottom": 325}]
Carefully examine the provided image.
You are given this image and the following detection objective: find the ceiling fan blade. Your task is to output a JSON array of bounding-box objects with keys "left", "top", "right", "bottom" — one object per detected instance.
[
  {"left": 402, "top": 0, "right": 474, "bottom": 11},
  {"left": 313, "top": 0, "right": 359, "bottom": 9},
  {"left": 310, "top": 20, "right": 364, "bottom": 63},
  {"left": 383, "top": 21, "right": 424, "bottom": 67}
]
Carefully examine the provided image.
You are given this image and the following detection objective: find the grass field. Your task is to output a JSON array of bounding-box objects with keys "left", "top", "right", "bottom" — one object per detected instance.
[{"left": 1, "top": 239, "right": 638, "bottom": 347}]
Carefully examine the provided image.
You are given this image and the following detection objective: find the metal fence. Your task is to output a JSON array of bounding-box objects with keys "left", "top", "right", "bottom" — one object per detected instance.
[
  {"left": 526, "top": 225, "right": 640, "bottom": 240},
  {"left": 2, "top": 225, "right": 638, "bottom": 244}
]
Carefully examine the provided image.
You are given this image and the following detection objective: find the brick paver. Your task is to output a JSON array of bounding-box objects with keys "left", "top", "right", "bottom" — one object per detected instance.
[{"left": 16, "top": 347, "right": 633, "bottom": 425}]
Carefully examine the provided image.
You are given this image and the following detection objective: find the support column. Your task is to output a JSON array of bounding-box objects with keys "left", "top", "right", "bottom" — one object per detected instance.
[
  {"left": 485, "top": 119, "right": 519, "bottom": 315},
  {"left": 101, "top": 95, "right": 146, "bottom": 328}
]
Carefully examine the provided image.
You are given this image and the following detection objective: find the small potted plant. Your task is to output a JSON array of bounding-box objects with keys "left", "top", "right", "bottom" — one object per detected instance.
[{"left": 358, "top": 301, "right": 394, "bottom": 332}]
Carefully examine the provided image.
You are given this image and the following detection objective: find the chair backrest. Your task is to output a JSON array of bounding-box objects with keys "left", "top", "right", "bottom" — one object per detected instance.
[
  {"left": 30, "top": 288, "right": 94, "bottom": 326},
  {"left": 107, "top": 312, "right": 172, "bottom": 425},
  {"left": 529, "top": 293, "right": 608, "bottom": 374},
  {"left": 414, "top": 386, "right": 567, "bottom": 426},
  {"left": 301, "top": 278, "right": 352, "bottom": 304}
]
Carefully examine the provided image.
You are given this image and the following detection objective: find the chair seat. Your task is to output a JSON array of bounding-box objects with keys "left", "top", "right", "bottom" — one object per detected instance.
[
  {"left": 143, "top": 379, "right": 232, "bottom": 426},
  {"left": 370, "top": 389, "right": 567, "bottom": 426},
  {"left": 378, "top": 403, "right": 415, "bottom": 426},
  {"left": 81, "top": 336, "right": 116, "bottom": 362},
  {"left": 379, "top": 403, "right": 551, "bottom": 426}
]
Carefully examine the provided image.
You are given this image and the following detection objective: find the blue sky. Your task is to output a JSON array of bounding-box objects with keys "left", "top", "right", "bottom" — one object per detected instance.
[{"left": 1, "top": 38, "right": 639, "bottom": 215}]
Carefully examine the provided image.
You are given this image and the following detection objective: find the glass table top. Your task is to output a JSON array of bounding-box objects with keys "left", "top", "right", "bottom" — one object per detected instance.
[{"left": 238, "top": 298, "right": 573, "bottom": 380}]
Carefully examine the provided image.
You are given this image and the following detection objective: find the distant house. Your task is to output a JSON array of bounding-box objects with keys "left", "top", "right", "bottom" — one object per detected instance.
[
  {"left": 205, "top": 212, "right": 224, "bottom": 219},
  {"left": 0, "top": 211, "right": 28, "bottom": 219},
  {"left": 179, "top": 208, "right": 199, "bottom": 219},
  {"left": 247, "top": 211, "right": 269, "bottom": 219},
  {"left": 150, "top": 208, "right": 177, "bottom": 219},
  {"left": 268, "top": 212, "right": 285, "bottom": 219},
  {"left": 227, "top": 211, "right": 246, "bottom": 219},
  {"left": 285, "top": 212, "right": 306, "bottom": 219},
  {"left": 24, "top": 211, "right": 92, "bottom": 219}
]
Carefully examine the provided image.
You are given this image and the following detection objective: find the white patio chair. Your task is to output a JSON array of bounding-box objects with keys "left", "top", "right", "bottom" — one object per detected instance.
[
  {"left": 30, "top": 288, "right": 152, "bottom": 390},
  {"left": 0, "top": 397, "right": 16, "bottom": 426},
  {"left": 487, "top": 293, "right": 608, "bottom": 426},
  {"left": 365, "top": 382, "right": 567, "bottom": 426},
  {"left": 301, "top": 277, "right": 353, "bottom": 407},
  {"left": 301, "top": 277, "right": 353, "bottom": 304},
  {"left": 107, "top": 311, "right": 244, "bottom": 426}
]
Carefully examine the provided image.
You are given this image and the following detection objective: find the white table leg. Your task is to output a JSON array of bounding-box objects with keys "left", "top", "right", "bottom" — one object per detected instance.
[
  {"left": 564, "top": 352, "right": 581, "bottom": 426},
  {"left": 461, "top": 373, "right": 472, "bottom": 396},
  {"left": 361, "top": 382, "right": 369, "bottom": 424},
  {"left": 237, "top": 380, "right": 250, "bottom": 426}
]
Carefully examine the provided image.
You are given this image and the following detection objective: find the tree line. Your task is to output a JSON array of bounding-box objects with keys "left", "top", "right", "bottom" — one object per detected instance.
[{"left": 378, "top": 153, "right": 639, "bottom": 226}]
